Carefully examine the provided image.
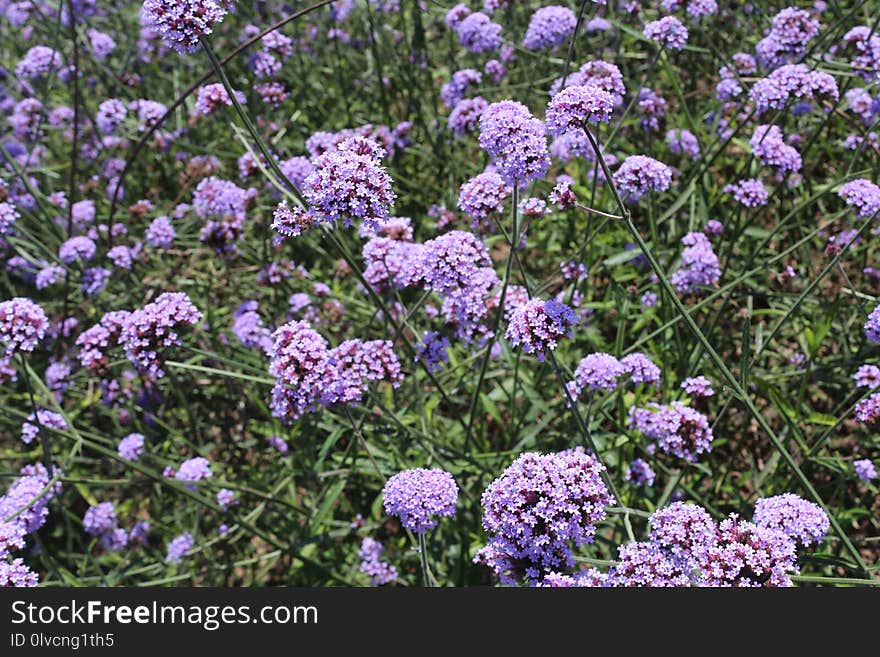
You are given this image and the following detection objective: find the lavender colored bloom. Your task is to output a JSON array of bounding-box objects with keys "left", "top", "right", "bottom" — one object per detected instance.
[
  {"left": 681, "top": 375, "right": 714, "bottom": 397},
  {"left": 76, "top": 310, "right": 130, "bottom": 375},
  {"left": 129, "top": 99, "right": 168, "bottom": 132},
  {"left": 854, "top": 459, "right": 877, "bottom": 481},
  {"left": 457, "top": 171, "right": 511, "bottom": 222},
  {"left": 303, "top": 137, "right": 396, "bottom": 231},
  {"left": 753, "top": 494, "right": 829, "bottom": 547},
  {"left": 608, "top": 541, "right": 692, "bottom": 587},
  {"left": 864, "top": 303, "right": 880, "bottom": 344},
  {"left": 626, "top": 459, "right": 656, "bottom": 486},
  {"left": 643, "top": 16, "right": 688, "bottom": 51},
  {"left": 16, "top": 46, "right": 62, "bottom": 79},
  {"left": 142, "top": 0, "right": 228, "bottom": 54},
  {"left": 505, "top": 298, "right": 577, "bottom": 361},
  {"left": 416, "top": 230, "right": 492, "bottom": 296},
  {"left": 415, "top": 331, "right": 450, "bottom": 373},
  {"left": 165, "top": 532, "right": 194, "bottom": 564},
  {"left": 0, "top": 466, "right": 57, "bottom": 541},
  {"left": 21, "top": 409, "right": 68, "bottom": 445},
  {"left": 479, "top": 101, "right": 550, "bottom": 186},
  {"left": 216, "top": 488, "right": 235, "bottom": 511},
  {"left": 629, "top": 402, "right": 714, "bottom": 461},
  {"left": 118, "top": 433, "right": 145, "bottom": 461},
  {"left": 280, "top": 156, "right": 314, "bottom": 190},
  {"left": 440, "top": 69, "right": 482, "bottom": 108},
  {"left": 267, "top": 435, "right": 289, "bottom": 454},
  {"left": 456, "top": 12, "right": 502, "bottom": 54},
  {"left": 750, "top": 125, "right": 802, "bottom": 174},
  {"left": 749, "top": 64, "right": 839, "bottom": 114},
  {"left": 448, "top": 97, "right": 488, "bottom": 137},
  {"left": 95, "top": 100, "right": 128, "bottom": 136},
  {"left": 724, "top": 178, "right": 769, "bottom": 207},
  {"left": 0, "top": 297, "right": 48, "bottom": 358},
  {"left": 59, "top": 236, "right": 97, "bottom": 264},
  {"left": 192, "top": 83, "right": 246, "bottom": 117},
  {"left": 83, "top": 502, "right": 117, "bottom": 537},
  {"left": 666, "top": 129, "right": 700, "bottom": 160},
  {"left": 232, "top": 306, "right": 272, "bottom": 353},
  {"left": 119, "top": 292, "right": 202, "bottom": 379},
  {"left": 839, "top": 179, "right": 880, "bottom": 218},
  {"left": 568, "top": 352, "right": 625, "bottom": 395},
  {"left": 87, "top": 28, "right": 116, "bottom": 60},
  {"left": 621, "top": 352, "right": 662, "bottom": 386},
  {"left": 445, "top": 3, "right": 470, "bottom": 29},
  {"left": 642, "top": 292, "right": 658, "bottom": 307},
  {"left": 670, "top": 232, "right": 720, "bottom": 294},
  {"left": 175, "top": 457, "right": 212, "bottom": 483},
  {"left": 699, "top": 515, "right": 797, "bottom": 587},
  {"left": 45, "top": 361, "right": 71, "bottom": 397},
  {"left": 359, "top": 537, "right": 398, "bottom": 585},
  {"left": 485, "top": 59, "right": 505, "bottom": 84},
  {"left": 271, "top": 201, "right": 315, "bottom": 242},
  {"left": 362, "top": 237, "right": 422, "bottom": 290},
  {"left": 128, "top": 521, "right": 150, "bottom": 545},
  {"left": 0, "top": 201, "right": 20, "bottom": 236},
  {"left": 35, "top": 265, "right": 64, "bottom": 291},
  {"left": 522, "top": 6, "right": 576, "bottom": 51},
  {"left": 649, "top": 502, "right": 717, "bottom": 557},
  {"left": 146, "top": 215, "right": 175, "bottom": 249},
  {"left": 546, "top": 84, "right": 615, "bottom": 133},
  {"left": 550, "top": 176, "right": 576, "bottom": 209},
  {"left": 855, "top": 392, "right": 880, "bottom": 423},
  {"left": 81, "top": 267, "right": 110, "bottom": 298},
  {"left": 854, "top": 364, "right": 880, "bottom": 388},
  {"left": 475, "top": 448, "right": 613, "bottom": 585},
  {"left": 638, "top": 88, "right": 667, "bottom": 132},
  {"left": 382, "top": 468, "right": 458, "bottom": 534},
  {"left": 613, "top": 155, "right": 672, "bottom": 200}
]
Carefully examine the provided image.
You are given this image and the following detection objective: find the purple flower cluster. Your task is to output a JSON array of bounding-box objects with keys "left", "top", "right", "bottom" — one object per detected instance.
[
  {"left": 0, "top": 201, "right": 20, "bottom": 236},
  {"left": 359, "top": 537, "right": 398, "bottom": 585},
  {"left": 670, "top": 232, "right": 721, "bottom": 294},
  {"left": 864, "top": 303, "right": 880, "bottom": 344},
  {"left": 141, "top": 0, "right": 228, "bottom": 54},
  {"left": 749, "top": 64, "right": 839, "bottom": 114},
  {"left": 456, "top": 12, "right": 502, "bottom": 54},
  {"left": 546, "top": 84, "right": 615, "bottom": 133},
  {"left": 457, "top": 170, "right": 511, "bottom": 223},
  {"left": 146, "top": 216, "right": 175, "bottom": 248},
  {"left": 724, "top": 178, "right": 769, "bottom": 207},
  {"left": 629, "top": 401, "right": 714, "bottom": 461},
  {"left": 681, "top": 375, "right": 714, "bottom": 397},
  {"left": 448, "top": 97, "right": 488, "bottom": 138},
  {"left": 666, "top": 129, "right": 700, "bottom": 160},
  {"left": 268, "top": 320, "right": 403, "bottom": 422},
  {"left": 441, "top": 69, "right": 482, "bottom": 108},
  {"left": 0, "top": 297, "right": 48, "bottom": 360},
  {"left": 192, "top": 83, "right": 246, "bottom": 117},
  {"left": 613, "top": 155, "right": 672, "bottom": 200},
  {"left": 626, "top": 459, "right": 656, "bottom": 487},
  {"left": 839, "top": 179, "right": 880, "bottom": 218},
  {"left": 756, "top": 7, "right": 819, "bottom": 70},
  {"left": 16, "top": 46, "right": 62, "bottom": 80},
  {"left": 750, "top": 125, "right": 802, "bottom": 174},
  {"left": 83, "top": 502, "right": 129, "bottom": 552},
  {"left": 475, "top": 448, "right": 613, "bottom": 585},
  {"left": 522, "top": 6, "right": 576, "bottom": 51},
  {"left": 21, "top": 409, "right": 67, "bottom": 445},
  {"left": 752, "top": 494, "right": 829, "bottom": 547},
  {"left": 303, "top": 137, "right": 396, "bottom": 232},
  {"left": 854, "top": 459, "right": 876, "bottom": 482},
  {"left": 165, "top": 532, "right": 194, "bottom": 564},
  {"left": 479, "top": 101, "right": 550, "bottom": 186},
  {"left": 382, "top": 468, "right": 458, "bottom": 534},
  {"left": 504, "top": 298, "right": 577, "bottom": 361},
  {"left": 75, "top": 310, "right": 130, "bottom": 375},
  {"left": 118, "top": 433, "right": 145, "bottom": 461},
  {"left": 175, "top": 457, "right": 212, "bottom": 484},
  {"left": 643, "top": 16, "right": 688, "bottom": 51},
  {"left": 119, "top": 292, "right": 202, "bottom": 379},
  {"left": 415, "top": 331, "right": 450, "bottom": 373}
]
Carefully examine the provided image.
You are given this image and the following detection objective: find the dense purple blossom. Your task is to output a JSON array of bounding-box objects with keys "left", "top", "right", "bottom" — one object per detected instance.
[
  {"left": 681, "top": 375, "right": 714, "bottom": 397},
  {"left": 359, "top": 537, "right": 398, "bottom": 585},
  {"left": 475, "top": 448, "right": 613, "bottom": 585},
  {"left": 457, "top": 171, "right": 511, "bottom": 222},
  {"left": 626, "top": 459, "right": 656, "bottom": 487},
  {"left": 724, "top": 178, "right": 769, "bottom": 207},
  {"left": 440, "top": 69, "right": 482, "bottom": 108},
  {"left": 546, "top": 84, "right": 615, "bottom": 133},
  {"left": 505, "top": 298, "right": 577, "bottom": 361},
  {"left": 415, "top": 230, "right": 492, "bottom": 296},
  {"left": 670, "top": 232, "right": 720, "bottom": 294},
  {"left": 1, "top": 297, "right": 48, "bottom": 358},
  {"left": 567, "top": 352, "right": 625, "bottom": 396},
  {"left": 21, "top": 409, "right": 67, "bottom": 445},
  {"left": 479, "top": 101, "right": 550, "bottom": 186},
  {"left": 522, "top": 6, "right": 576, "bottom": 51},
  {"left": 666, "top": 129, "right": 700, "bottom": 160},
  {"left": 192, "top": 83, "right": 246, "bottom": 117},
  {"left": 16, "top": 46, "right": 62, "bottom": 79},
  {"left": 643, "top": 16, "right": 688, "bottom": 51},
  {"left": 753, "top": 494, "right": 829, "bottom": 547},
  {"left": 165, "top": 532, "right": 194, "bottom": 563},
  {"left": 456, "top": 12, "right": 502, "bottom": 54},
  {"left": 415, "top": 331, "right": 450, "bottom": 373},
  {"left": 141, "top": 0, "right": 228, "bottom": 54},
  {"left": 839, "top": 179, "right": 880, "bottom": 218},
  {"left": 175, "top": 457, "right": 212, "bottom": 483},
  {"left": 629, "top": 402, "right": 714, "bottom": 461},
  {"left": 854, "top": 459, "right": 876, "bottom": 481},
  {"left": 83, "top": 502, "right": 117, "bottom": 537},
  {"left": 864, "top": 303, "right": 880, "bottom": 344},
  {"left": 118, "top": 433, "right": 145, "bottom": 461},
  {"left": 448, "top": 96, "right": 488, "bottom": 137},
  {"left": 750, "top": 124, "right": 802, "bottom": 174},
  {"left": 382, "top": 468, "right": 458, "bottom": 534},
  {"left": 0, "top": 201, "right": 18, "bottom": 236},
  {"left": 613, "top": 155, "right": 672, "bottom": 200},
  {"left": 145, "top": 215, "right": 175, "bottom": 249},
  {"left": 609, "top": 541, "right": 692, "bottom": 587},
  {"left": 621, "top": 352, "right": 662, "bottom": 386}
]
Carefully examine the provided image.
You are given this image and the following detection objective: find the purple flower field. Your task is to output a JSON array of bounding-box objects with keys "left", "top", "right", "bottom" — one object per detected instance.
[{"left": 1, "top": 0, "right": 878, "bottom": 588}]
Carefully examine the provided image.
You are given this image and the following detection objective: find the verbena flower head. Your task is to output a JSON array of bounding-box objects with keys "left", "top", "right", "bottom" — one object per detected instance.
[
  {"left": 21, "top": 409, "right": 67, "bottom": 445},
  {"left": 175, "top": 456, "right": 212, "bottom": 483},
  {"left": 119, "top": 292, "right": 202, "bottom": 379},
  {"left": 670, "top": 232, "right": 721, "bottom": 294},
  {"left": 608, "top": 541, "right": 692, "bottom": 587},
  {"left": 750, "top": 124, "right": 802, "bottom": 174},
  {"left": 648, "top": 502, "right": 718, "bottom": 560},
  {"left": 0, "top": 297, "right": 48, "bottom": 358},
  {"left": 753, "top": 493, "right": 829, "bottom": 547},
  {"left": 505, "top": 298, "right": 577, "bottom": 361},
  {"left": 681, "top": 375, "right": 714, "bottom": 397},
  {"left": 522, "top": 6, "right": 576, "bottom": 51},
  {"left": 456, "top": 12, "right": 502, "bottom": 54},
  {"left": 303, "top": 136, "right": 396, "bottom": 231},
  {"left": 724, "top": 178, "right": 769, "bottom": 207},
  {"left": 457, "top": 170, "right": 511, "bottom": 222},
  {"left": 621, "top": 352, "right": 662, "bottom": 386},
  {"left": 613, "top": 155, "right": 672, "bottom": 200},
  {"left": 855, "top": 392, "right": 880, "bottom": 423},
  {"left": 626, "top": 458, "right": 656, "bottom": 486},
  {"left": 629, "top": 402, "right": 714, "bottom": 461},
  {"left": 475, "top": 447, "right": 613, "bottom": 585},
  {"left": 59, "top": 236, "right": 97, "bottom": 264},
  {"left": 448, "top": 96, "right": 488, "bottom": 137},
  {"left": 643, "top": 16, "right": 688, "bottom": 51},
  {"left": 271, "top": 201, "right": 314, "bottom": 242},
  {"left": 382, "top": 468, "right": 459, "bottom": 533},
  {"left": 479, "top": 101, "right": 550, "bottom": 186},
  {"left": 568, "top": 352, "right": 626, "bottom": 396},
  {"left": 359, "top": 537, "right": 398, "bottom": 585},
  {"left": 141, "top": 0, "right": 228, "bottom": 54},
  {"left": 83, "top": 502, "right": 117, "bottom": 537},
  {"left": 441, "top": 69, "right": 482, "bottom": 108},
  {"left": 415, "top": 230, "right": 492, "bottom": 295},
  {"left": 75, "top": 310, "right": 130, "bottom": 375},
  {"left": 546, "top": 84, "right": 615, "bottom": 133},
  {"left": 146, "top": 215, "right": 175, "bottom": 248},
  {"left": 0, "top": 201, "right": 20, "bottom": 236},
  {"left": 839, "top": 179, "right": 880, "bottom": 218},
  {"left": 192, "top": 83, "right": 245, "bottom": 117},
  {"left": 16, "top": 46, "right": 62, "bottom": 80},
  {"left": 666, "top": 128, "right": 700, "bottom": 160},
  {"left": 415, "top": 331, "right": 450, "bottom": 373},
  {"left": 854, "top": 459, "right": 877, "bottom": 481},
  {"left": 268, "top": 320, "right": 332, "bottom": 421},
  {"left": 166, "top": 532, "right": 194, "bottom": 563},
  {"left": 864, "top": 303, "right": 880, "bottom": 344},
  {"left": 853, "top": 364, "right": 880, "bottom": 388},
  {"left": 118, "top": 433, "right": 145, "bottom": 461}
]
